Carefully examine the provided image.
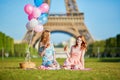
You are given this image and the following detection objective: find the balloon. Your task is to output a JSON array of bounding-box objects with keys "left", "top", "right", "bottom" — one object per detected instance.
[
  {"left": 34, "top": 24, "right": 44, "bottom": 32},
  {"left": 24, "top": 4, "right": 33, "bottom": 15},
  {"left": 34, "top": 0, "right": 44, "bottom": 7},
  {"left": 26, "top": 22, "right": 33, "bottom": 31},
  {"left": 39, "top": 3, "right": 49, "bottom": 13},
  {"left": 38, "top": 13, "right": 48, "bottom": 25},
  {"left": 29, "top": 19, "right": 39, "bottom": 28},
  {"left": 28, "top": 14, "right": 36, "bottom": 21},
  {"left": 31, "top": 7, "right": 41, "bottom": 18},
  {"left": 40, "top": 13, "right": 48, "bottom": 18}
]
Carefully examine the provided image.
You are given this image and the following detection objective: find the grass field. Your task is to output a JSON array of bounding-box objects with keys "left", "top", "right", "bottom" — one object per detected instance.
[{"left": 0, "top": 57, "right": 120, "bottom": 80}]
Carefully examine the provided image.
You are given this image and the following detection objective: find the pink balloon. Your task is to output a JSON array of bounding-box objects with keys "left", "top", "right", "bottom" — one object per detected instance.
[
  {"left": 34, "top": 24, "right": 44, "bottom": 32},
  {"left": 31, "top": 7, "right": 41, "bottom": 18},
  {"left": 28, "top": 14, "right": 36, "bottom": 21},
  {"left": 39, "top": 3, "right": 49, "bottom": 13},
  {"left": 24, "top": 4, "right": 33, "bottom": 15}
]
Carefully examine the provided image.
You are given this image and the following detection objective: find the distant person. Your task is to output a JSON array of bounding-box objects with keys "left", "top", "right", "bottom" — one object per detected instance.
[
  {"left": 38, "top": 30, "right": 60, "bottom": 70},
  {"left": 63, "top": 35, "right": 91, "bottom": 70}
]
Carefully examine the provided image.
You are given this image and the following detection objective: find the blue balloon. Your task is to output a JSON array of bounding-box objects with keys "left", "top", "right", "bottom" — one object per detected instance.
[
  {"left": 34, "top": 0, "right": 44, "bottom": 7},
  {"left": 38, "top": 13, "right": 48, "bottom": 25},
  {"left": 41, "top": 13, "right": 48, "bottom": 18}
]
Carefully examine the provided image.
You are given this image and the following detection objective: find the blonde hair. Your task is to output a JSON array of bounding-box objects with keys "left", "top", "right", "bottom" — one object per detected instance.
[{"left": 40, "top": 30, "right": 50, "bottom": 47}]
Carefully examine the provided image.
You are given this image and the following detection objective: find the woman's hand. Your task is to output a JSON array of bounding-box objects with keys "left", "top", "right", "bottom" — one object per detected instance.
[{"left": 64, "top": 45, "right": 68, "bottom": 52}]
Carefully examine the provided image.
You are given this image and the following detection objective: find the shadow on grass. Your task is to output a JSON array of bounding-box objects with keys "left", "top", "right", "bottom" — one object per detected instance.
[
  {"left": 99, "top": 58, "right": 120, "bottom": 62},
  {"left": 2, "top": 67, "right": 20, "bottom": 69}
]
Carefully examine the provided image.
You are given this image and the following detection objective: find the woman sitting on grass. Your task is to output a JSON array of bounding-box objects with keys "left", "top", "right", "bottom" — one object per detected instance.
[
  {"left": 38, "top": 30, "right": 60, "bottom": 70},
  {"left": 63, "top": 35, "right": 90, "bottom": 70}
]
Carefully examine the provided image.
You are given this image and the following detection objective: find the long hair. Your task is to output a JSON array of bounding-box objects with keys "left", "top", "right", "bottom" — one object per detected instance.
[
  {"left": 74, "top": 35, "right": 87, "bottom": 50},
  {"left": 40, "top": 30, "right": 50, "bottom": 47}
]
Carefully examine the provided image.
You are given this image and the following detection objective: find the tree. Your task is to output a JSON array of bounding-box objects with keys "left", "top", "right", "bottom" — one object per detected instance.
[
  {"left": 105, "top": 37, "right": 116, "bottom": 57},
  {"left": 87, "top": 40, "right": 106, "bottom": 57},
  {"left": 116, "top": 34, "right": 120, "bottom": 57}
]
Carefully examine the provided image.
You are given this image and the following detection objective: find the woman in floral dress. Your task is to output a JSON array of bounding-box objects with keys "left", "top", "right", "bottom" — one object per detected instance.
[{"left": 38, "top": 30, "right": 60, "bottom": 70}]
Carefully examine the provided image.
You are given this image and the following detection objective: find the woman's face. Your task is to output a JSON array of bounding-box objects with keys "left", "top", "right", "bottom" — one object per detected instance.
[{"left": 77, "top": 37, "right": 82, "bottom": 45}]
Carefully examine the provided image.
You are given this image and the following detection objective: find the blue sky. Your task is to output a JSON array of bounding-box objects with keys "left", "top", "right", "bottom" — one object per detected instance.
[{"left": 0, "top": 0, "right": 120, "bottom": 44}]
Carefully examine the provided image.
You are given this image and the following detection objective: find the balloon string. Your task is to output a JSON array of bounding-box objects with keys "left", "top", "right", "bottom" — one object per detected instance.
[
  {"left": 29, "top": 30, "right": 34, "bottom": 48},
  {"left": 25, "top": 30, "right": 34, "bottom": 62}
]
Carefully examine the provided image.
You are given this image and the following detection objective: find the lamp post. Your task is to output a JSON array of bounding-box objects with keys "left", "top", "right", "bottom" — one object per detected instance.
[{"left": 97, "top": 47, "right": 100, "bottom": 59}]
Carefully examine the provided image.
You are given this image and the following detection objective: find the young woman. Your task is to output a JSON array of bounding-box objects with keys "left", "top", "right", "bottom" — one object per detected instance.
[
  {"left": 38, "top": 30, "right": 60, "bottom": 70},
  {"left": 63, "top": 35, "right": 87, "bottom": 70}
]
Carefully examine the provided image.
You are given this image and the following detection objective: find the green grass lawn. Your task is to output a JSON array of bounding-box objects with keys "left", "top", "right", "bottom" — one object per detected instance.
[{"left": 0, "top": 57, "right": 120, "bottom": 80}]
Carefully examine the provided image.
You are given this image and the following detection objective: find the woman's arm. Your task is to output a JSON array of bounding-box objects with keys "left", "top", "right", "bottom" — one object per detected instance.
[
  {"left": 39, "top": 47, "right": 46, "bottom": 57},
  {"left": 39, "top": 42, "right": 46, "bottom": 56},
  {"left": 64, "top": 45, "right": 71, "bottom": 58},
  {"left": 80, "top": 49, "right": 85, "bottom": 68}
]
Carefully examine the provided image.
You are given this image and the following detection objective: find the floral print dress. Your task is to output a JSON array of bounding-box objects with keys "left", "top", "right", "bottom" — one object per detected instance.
[{"left": 39, "top": 43, "right": 56, "bottom": 67}]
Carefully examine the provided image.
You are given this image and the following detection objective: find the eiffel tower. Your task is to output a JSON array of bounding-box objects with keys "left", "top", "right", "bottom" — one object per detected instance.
[{"left": 22, "top": 0, "right": 94, "bottom": 47}]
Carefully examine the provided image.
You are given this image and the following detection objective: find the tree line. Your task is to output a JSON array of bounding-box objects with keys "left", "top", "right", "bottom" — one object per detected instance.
[
  {"left": 0, "top": 31, "right": 120, "bottom": 57},
  {"left": 86, "top": 34, "right": 120, "bottom": 57},
  {"left": 0, "top": 32, "right": 38, "bottom": 57}
]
